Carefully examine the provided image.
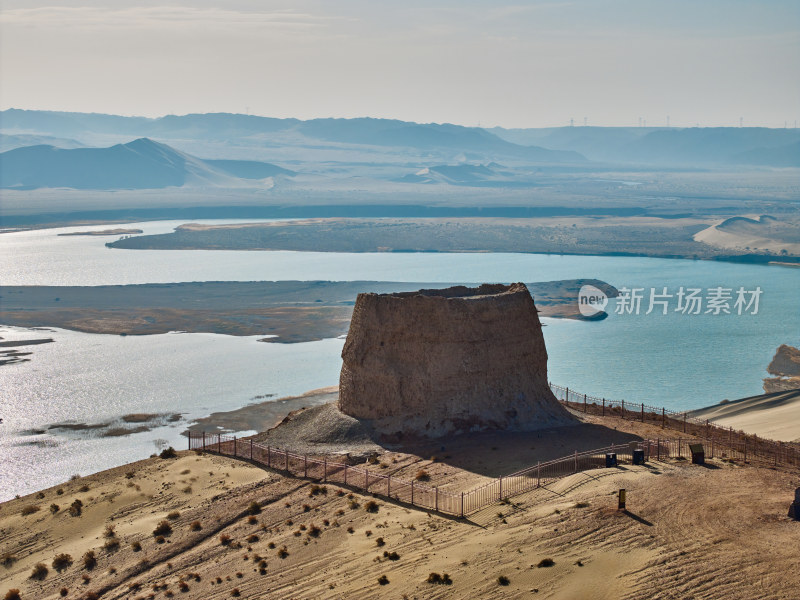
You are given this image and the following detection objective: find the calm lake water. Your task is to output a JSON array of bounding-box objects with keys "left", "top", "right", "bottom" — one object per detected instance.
[{"left": 1, "top": 220, "right": 798, "bottom": 500}]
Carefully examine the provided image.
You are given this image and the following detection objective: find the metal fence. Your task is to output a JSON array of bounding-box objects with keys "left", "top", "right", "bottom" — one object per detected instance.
[
  {"left": 187, "top": 383, "right": 800, "bottom": 518},
  {"left": 549, "top": 382, "right": 800, "bottom": 469}
]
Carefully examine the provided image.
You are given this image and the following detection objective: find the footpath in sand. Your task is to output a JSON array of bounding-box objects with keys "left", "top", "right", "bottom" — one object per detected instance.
[{"left": 2, "top": 411, "right": 799, "bottom": 600}]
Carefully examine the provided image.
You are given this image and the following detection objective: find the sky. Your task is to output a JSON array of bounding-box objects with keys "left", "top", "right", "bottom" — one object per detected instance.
[{"left": 1, "top": 0, "right": 798, "bottom": 128}]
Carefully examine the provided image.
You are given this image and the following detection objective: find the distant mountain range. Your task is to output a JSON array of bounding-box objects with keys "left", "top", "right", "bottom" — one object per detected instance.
[
  {"left": 0, "top": 110, "right": 797, "bottom": 192},
  {"left": 0, "top": 138, "right": 293, "bottom": 190},
  {"left": 490, "top": 125, "right": 800, "bottom": 166}
]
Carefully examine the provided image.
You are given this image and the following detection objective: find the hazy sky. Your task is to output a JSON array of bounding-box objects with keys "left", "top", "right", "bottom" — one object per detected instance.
[{"left": 1, "top": 0, "right": 798, "bottom": 128}]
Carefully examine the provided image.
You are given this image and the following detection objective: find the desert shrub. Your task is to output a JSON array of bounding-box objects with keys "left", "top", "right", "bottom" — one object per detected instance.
[
  {"left": 1, "top": 554, "right": 18, "bottom": 567},
  {"left": 167, "top": 511, "right": 180, "bottom": 520},
  {"left": 383, "top": 551, "right": 400, "bottom": 561},
  {"left": 182, "top": 485, "right": 193, "bottom": 494},
  {"left": 498, "top": 575, "right": 510, "bottom": 585},
  {"left": 537, "top": 558, "right": 555, "bottom": 568},
  {"left": 267, "top": 542, "right": 276, "bottom": 549},
  {"left": 82, "top": 551, "right": 97, "bottom": 570},
  {"left": 153, "top": 520, "right": 172, "bottom": 536},
  {"left": 426, "top": 572, "right": 452, "bottom": 585},
  {"left": 30, "top": 562, "right": 48, "bottom": 580},
  {"left": 21, "top": 505, "right": 40, "bottom": 516},
  {"left": 189, "top": 521, "right": 202, "bottom": 531},
  {"left": 231, "top": 589, "right": 240, "bottom": 597},
  {"left": 348, "top": 499, "right": 359, "bottom": 510},
  {"left": 159, "top": 447, "right": 177, "bottom": 459},
  {"left": 236, "top": 572, "right": 243, "bottom": 578},
  {"left": 247, "top": 501, "right": 261, "bottom": 515},
  {"left": 78, "top": 484, "right": 90, "bottom": 493},
  {"left": 69, "top": 499, "right": 83, "bottom": 517},
  {"left": 308, "top": 524, "right": 321, "bottom": 538},
  {"left": 155, "top": 536, "right": 165, "bottom": 544},
  {"left": 219, "top": 534, "right": 232, "bottom": 546},
  {"left": 178, "top": 581, "right": 189, "bottom": 592},
  {"left": 378, "top": 574, "right": 389, "bottom": 585},
  {"left": 104, "top": 524, "right": 116, "bottom": 537},
  {"left": 4, "top": 590, "right": 21, "bottom": 600},
  {"left": 364, "top": 500, "right": 379, "bottom": 513},
  {"left": 415, "top": 470, "right": 430, "bottom": 482},
  {"left": 56, "top": 488, "right": 64, "bottom": 495},
  {"left": 302, "top": 504, "right": 311, "bottom": 513},
  {"left": 70, "top": 474, "right": 81, "bottom": 481},
  {"left": 247, "top": 515, "right": 258, "bottom": 525},
  {"left": 52, "top": 553, "right": 73, "bottom": 572},
  {"left": 375, "top": 537, "right": 385, "bottom": 547},
  {"left": 346, "top": 526, "right": 354, "bottom": 533},
  {"left": 82, "top": 573, "right": 91, "bottom": 584},
  {"left": 309, "top": 485, "right": 328, "bottom": 496},
  {"left": 125, "top": 471, "right": 135, "bottom": 479},
  {"left": 49, "top": 504, "right": 60, "bottom": 514},
  {"left": 131, "top": 541, "right": 142, "bottom": 552},
  {"left": 60, "top": 588, "right": 68, "bottom": 597},
  {"left": 574, "top": 502, "right": 590, "bottom": 509},
  {"left": 104, "top": 538, "right": 120, "bottom": 552},
  {"left": 36, "top": 491, "right": 45, "bottom": 499},
  {"left": 247, "top": 534, "right": 259, "bottom": 543},
  {"left": 277, "top": 546, "right": 289, "bottom": 559}
]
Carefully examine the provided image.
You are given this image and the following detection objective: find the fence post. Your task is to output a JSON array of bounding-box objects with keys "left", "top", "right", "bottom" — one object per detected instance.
[
  {"left": 662, "top": 408, "right": 665, "bottom": 429},
  {"left": 678, "top": 438, "right": 682, "bottom": 458},
  {"left": 711, "top": 439, "right": 714, "bottom": 459},
  {"left": 323, "top": 458, "right": 327, "bottom": 483},
  {"left": 499, "top": 476, "right": 503, "bottom": 500},
  {"left": 683, "top": 413, "right": 687, "bottom": 433},
  {"left": 250, "top": 439, "right": 253, "bottom": 460},
  {"left": 566, "top": 387, "right": 569, "bottom": 403},
  {"left": 285, "top": 449, "right": 289, "bottom": 472},
  {"left": 435, "top": 487, "right": 439, "bottom": 512},
  {"left": 657, "top": 438, "right": 660, "bottom": 461},
  {"left": 621, "top": 399, "right": 625, "bottom": 419},
  {"left": 584, "top": 394, "right": 587, "bottom": 413},
  {"left": 461, "top": 492, "right": 464, "bottom": 518},
  {"left": 233, "top": 437, "right": 237, "bottom": 456},
  {"left": 387, "top": 476, "right": 391, "bottom": 497},
  {"left": 574, "top": 450, "right": 578, "bottom": 473},
  {"left": 217, "top": 433, "right": 221, "bottom": 453},
  {"left": 641, "top": 403, "right": 644, "bottom": 423},
  {"left": 202, "top": 431, "right": 206, "bottom": 450},
  {"left": 744, "top": 436, "right": 747, "bottom": 462},
  {"left": 602, "top": 398, "right": 605, "bottom": 416},
  {"left": 411, "top": 480, "right": 414, "bottom": 506},
  {"left": 304, "top": 455, "right": 308, "bottom": 478}
]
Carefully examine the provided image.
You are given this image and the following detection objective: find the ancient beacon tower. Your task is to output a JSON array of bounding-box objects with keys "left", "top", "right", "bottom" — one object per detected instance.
[{"left": 338, "top": 283, "right": 572, "bottom": 437}]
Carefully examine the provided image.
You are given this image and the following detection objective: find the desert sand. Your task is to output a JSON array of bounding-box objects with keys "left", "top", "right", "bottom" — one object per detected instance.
[
  {"left": 2, "top": 409, "right": 799, "bottom": 600},
  {"left": 693, "top": 214, "right": 800, "bottom": 256},
  {"left": 689, "top": 389, "right": 800, "bottom": 442}
]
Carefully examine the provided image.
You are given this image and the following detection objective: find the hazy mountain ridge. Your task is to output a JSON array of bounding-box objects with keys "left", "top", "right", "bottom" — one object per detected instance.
[
  {"left": 0, "top": 138, "right": 288, "bottom": 190},
  {"left": 491, "top": 125, "right": 800, "bottom": 166}
]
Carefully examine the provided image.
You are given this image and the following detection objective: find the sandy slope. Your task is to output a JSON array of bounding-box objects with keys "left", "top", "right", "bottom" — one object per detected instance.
[
  {"left": 689, "top": 390, "right": 800, "bottom": 442},
  {"left": 693, "top": 215, "right": 800, "bottom": 255},
  {"left": 2, "top": 414, "right": 799, "bottom": 600}
]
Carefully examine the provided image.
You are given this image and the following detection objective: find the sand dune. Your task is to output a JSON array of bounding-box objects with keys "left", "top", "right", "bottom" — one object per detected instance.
[
  {"left": 689, "top": 389, "right": 800, "bottom": 442},
  {"left": 693, "top": 214, "right": 800, "bottom": 255}
]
